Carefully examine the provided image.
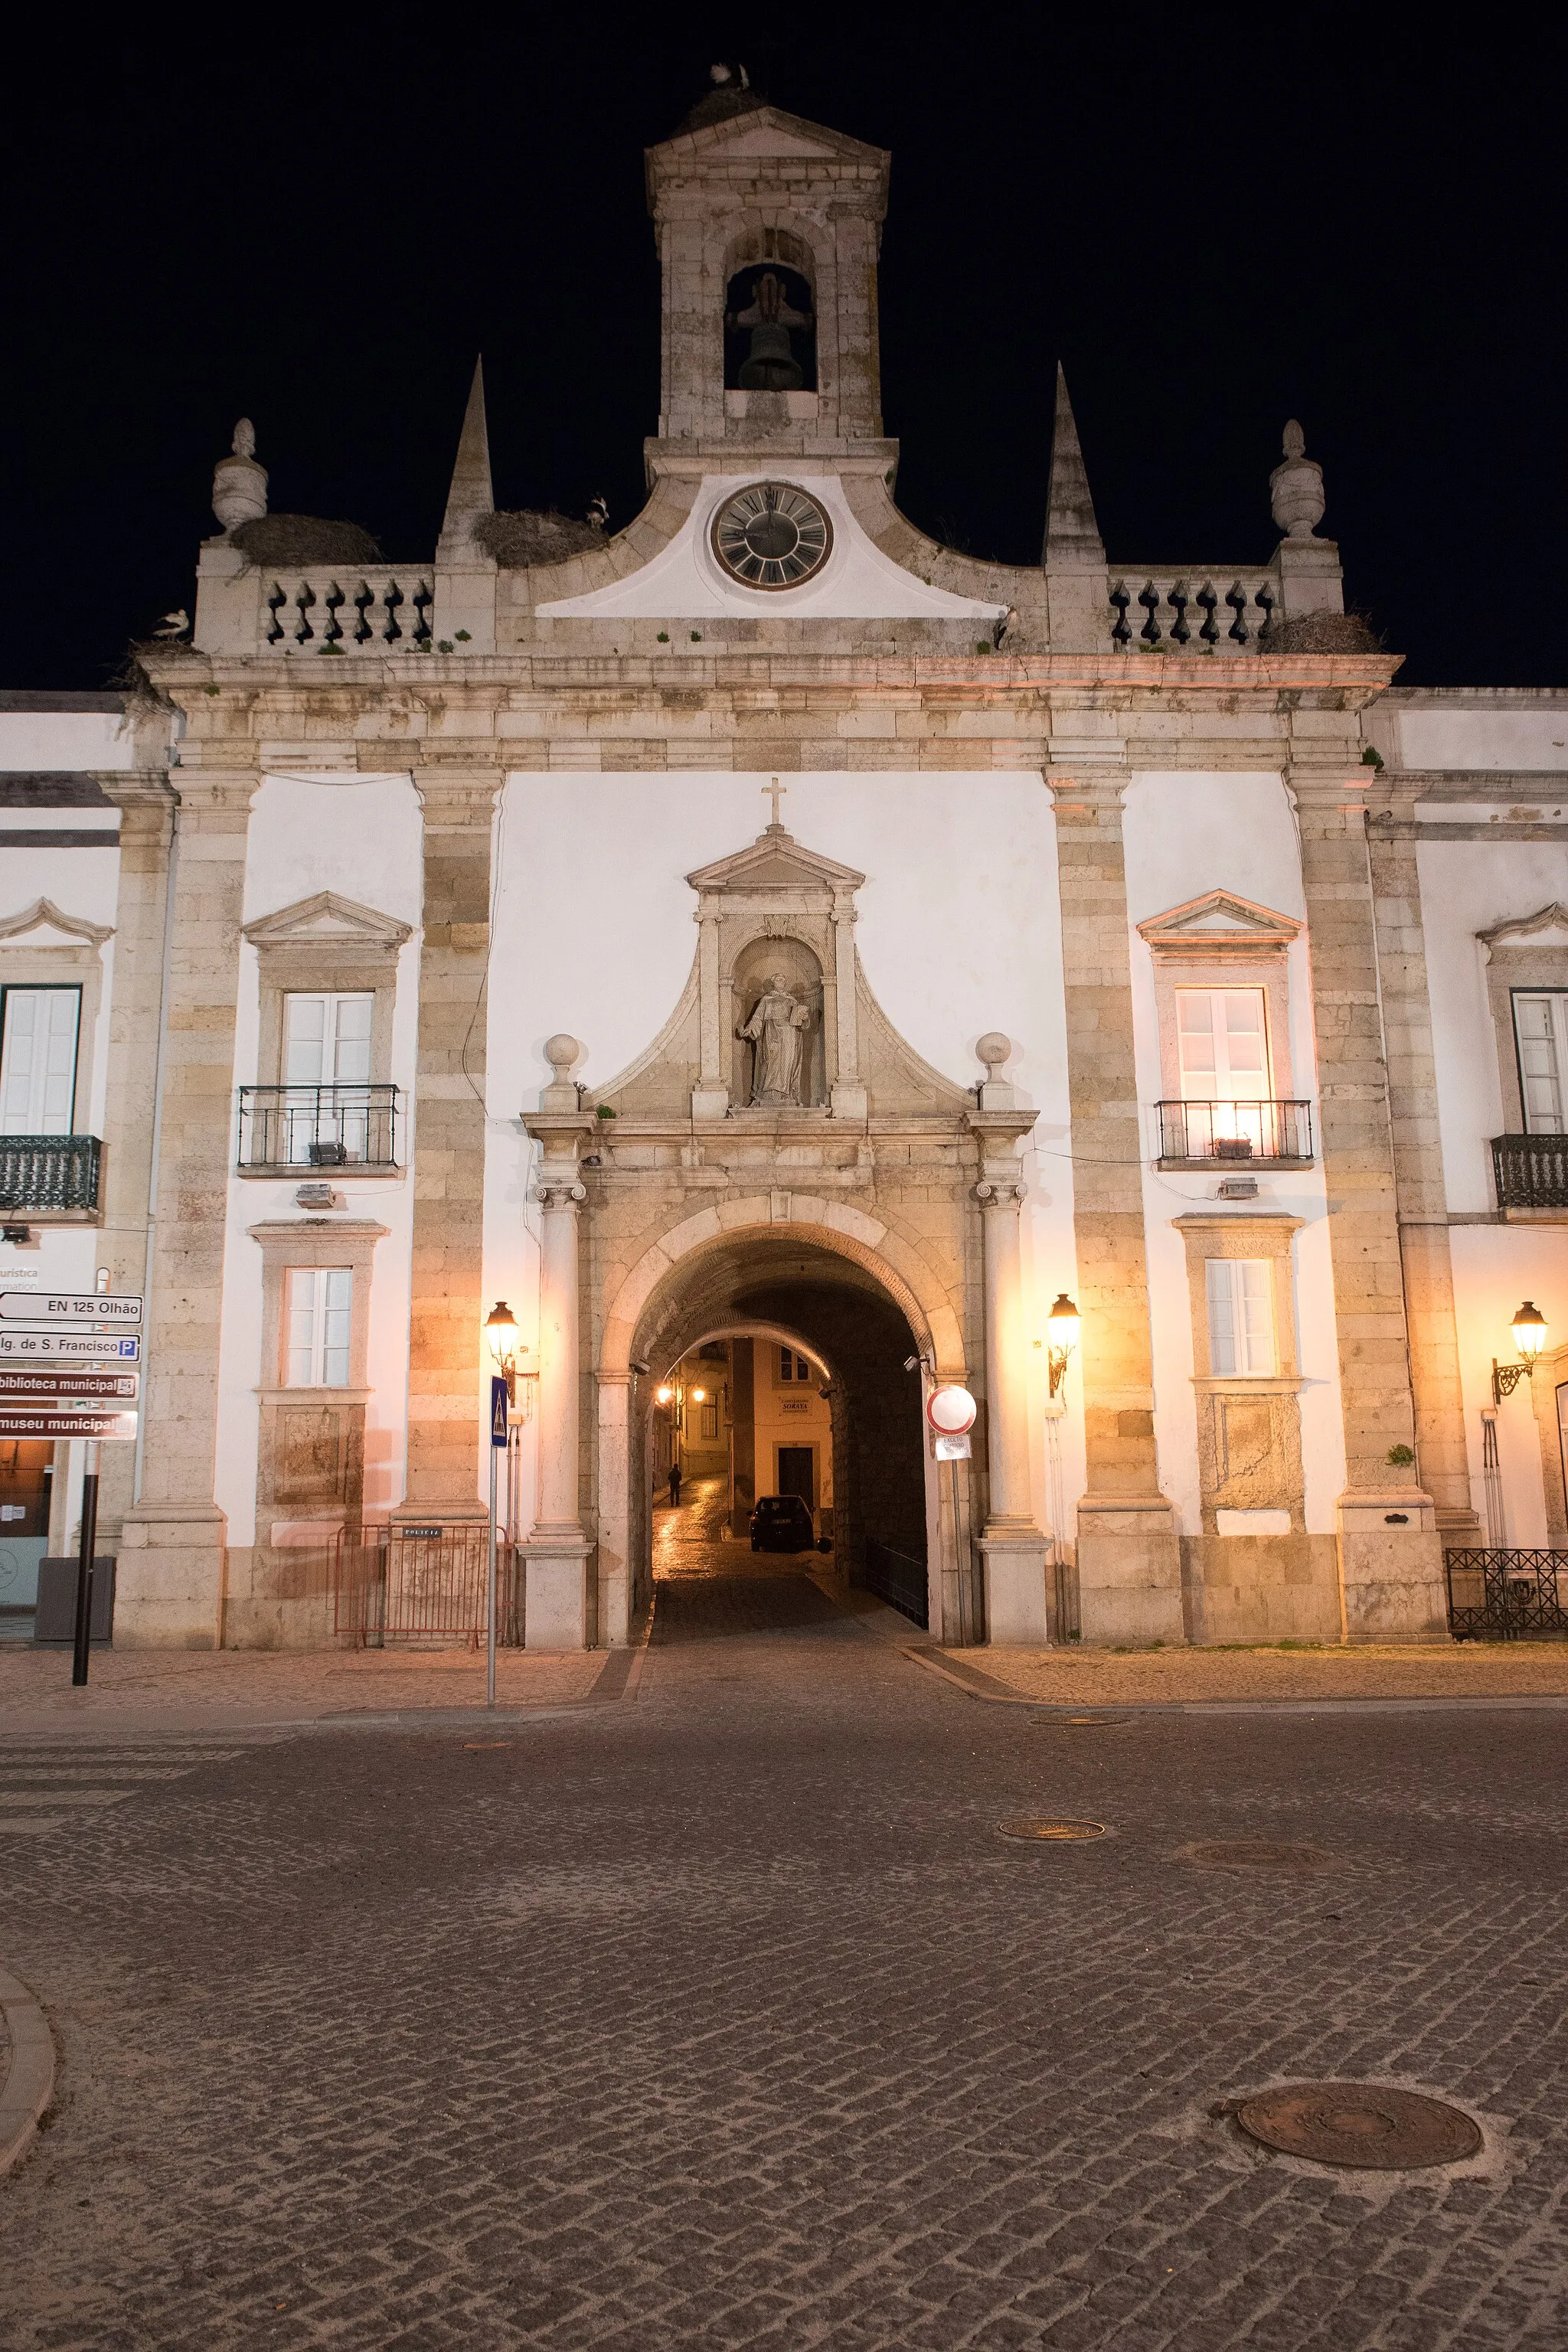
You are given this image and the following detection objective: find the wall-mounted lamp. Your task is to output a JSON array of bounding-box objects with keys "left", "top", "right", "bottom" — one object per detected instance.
[
  {"left": 485, "top": 1299, "right": 536, "bottom": 1419},
  {"left": 1493, "top": 1301, "right": 1548, "bottom": 1402},
  {"left": 691, "top": 1387, "right": 706, "bottom": 1403},
  {"left": 1046, "top": 1292, "right": 1079, "bottom": 1400},
  {"left": 655, "top": 1384, "right": 675, "bottom": 1406}
]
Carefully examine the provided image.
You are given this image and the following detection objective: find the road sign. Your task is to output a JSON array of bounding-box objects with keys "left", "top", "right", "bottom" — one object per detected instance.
[
  {"left": 926, "top": 1383, "right": 978, "bottom": 1436},
  {"left": 0, "top": 1410, "right": 137, "bottom": 1442},
  {"left": 0, "top": 1329, "right": 139, "bottom": 1364},
  {"left": 933, "top": 1432, "right": 972, "bottom": 1460},
  {"left": 490, "top": 1375, "right": 509, "bottom": 1447},
  {"left": 0, "top": 1370, "right": 138, "bottom": 1401},
  {"left": 0, "top": 1292, "right": 142, "bottom": 1326}
]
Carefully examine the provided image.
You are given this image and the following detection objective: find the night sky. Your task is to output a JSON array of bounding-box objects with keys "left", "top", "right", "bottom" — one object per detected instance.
[{"left": 5, "top": 16, "right": 1563, "bottom": 692}]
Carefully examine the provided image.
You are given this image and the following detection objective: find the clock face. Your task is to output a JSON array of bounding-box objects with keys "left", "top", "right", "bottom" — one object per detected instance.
[{"left": 710, "top": 482, "right": 833, "bottom": 590}]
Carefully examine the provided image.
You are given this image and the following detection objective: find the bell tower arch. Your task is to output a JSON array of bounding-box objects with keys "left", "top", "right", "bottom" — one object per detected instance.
[{"left": 644, "top": 80, "right": 892, "bottom": 466}]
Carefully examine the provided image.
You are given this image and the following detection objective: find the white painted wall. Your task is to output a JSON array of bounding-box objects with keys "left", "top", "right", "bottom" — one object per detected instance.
[
  {"left": 485, "top": 769, "right": 1083, "bottom": 1544},
  {"left": 1394, "top": 700, "right": 1568, "bottom": 773},
  {"left": 1122, "top": 772, "right": 1345, "bottom": 1535},
  {"left": 212, "top": 775, "right": 423, "bottom": 1544},
  {"left": 0, "top": 709, "right": 135, "bottom": 770}
]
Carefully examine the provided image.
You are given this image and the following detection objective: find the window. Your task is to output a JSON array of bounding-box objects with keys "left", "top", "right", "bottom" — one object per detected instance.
[
  {"left": 779, "top": 1348, "right": 811, "bottom": 1382},
  {"left": 1177, "top": 989, "right": 1269, "bottom": 1102},
  {"left": 0, "top": 987, "right": 80, "bottom": 1135},
  {"left": 284, "top": 994, "right": 373, "bottom": 1085},
  {"left": 1513, "top": 992, "right": 1568, "bottom": 1133},
  {"left": 700, "top": 1400, "right": 719, "bottom": 1439},
  {"left": 1206, "top": 1259, "right": 1275, "bottom": 1377},
  {"left": 286, "top": 1268, "right": 352, "bottom": 1387}
]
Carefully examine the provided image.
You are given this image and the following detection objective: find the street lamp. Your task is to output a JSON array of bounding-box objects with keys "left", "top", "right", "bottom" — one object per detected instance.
[
  {"left": 655, "top": 1384, "right": 675, "bottom": 1406},
  {"left": 1493, "top": 1301, "right": 1548, "bottom": 1403},
  {"left": 485, "top": 1299, "right": 519, "bottom": 1398},
  {"left": 1046, "top": 1293, "right": 1079, "bottom": 1400}
]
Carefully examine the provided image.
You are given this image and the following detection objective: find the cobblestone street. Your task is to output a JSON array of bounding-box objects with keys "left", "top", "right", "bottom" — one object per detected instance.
[{"left": 2, "top": 1525, "right": 1564, "bottom": 2347}]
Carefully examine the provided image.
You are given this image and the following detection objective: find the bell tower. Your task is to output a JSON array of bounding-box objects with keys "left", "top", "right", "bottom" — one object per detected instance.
[{"left": 644, "top": 77, "right": 893, "bottom": 475}]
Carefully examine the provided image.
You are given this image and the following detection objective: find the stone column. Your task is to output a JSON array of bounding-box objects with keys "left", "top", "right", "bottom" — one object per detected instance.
[
  {"left": 394, "top": 769, "right": 501, "bottom": 1525},
  {"left": 829, "top": 898, "right": 867, "bottom": 1119},
  {"left": 1050, "top": 771, "right": 1183, "bottom": 1642},
  {"left": 93, "top": 774, "right": 176, "bottom": 1557},
  {"left": 1367, "top": 783, "right": 1481, "bottom": 1544},
  {"left": 973, "top": 1155, "right": 1050, "bottom": 1642},
  {"left": 524, "top": 1045, "right": 594, "bottom": 1648},
  {"left": 1291, "top": 766, "right": 1447, "bottom": 1638},
  {"left": 116, "top": 766, "right": 258, "bottom": 1646}
]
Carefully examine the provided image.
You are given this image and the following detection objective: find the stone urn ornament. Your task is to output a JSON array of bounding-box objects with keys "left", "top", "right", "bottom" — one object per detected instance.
[
  {"left": 1269, "top": 420, "right": 1325, "bottom": 539},
  {"left": 212, "top": 418, "right": 270, "bottom": 534}
]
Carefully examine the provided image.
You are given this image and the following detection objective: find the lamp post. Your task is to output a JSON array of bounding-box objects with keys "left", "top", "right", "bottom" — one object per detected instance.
[
  {"left": 1492, "top": 1301, "right": 1548, "bottom": 1403},
  {"left": 1046, "top": 1293, "right": 1079, "bottom": 1401},
  {"left": 484, "top": 1302, "right": 519, "bottom": 1707}
]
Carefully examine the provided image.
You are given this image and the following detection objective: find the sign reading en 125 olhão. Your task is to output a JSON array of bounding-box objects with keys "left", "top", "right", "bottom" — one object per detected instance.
[
  {"left": 0, "top": 1292, "right": 142, "bottom": 1326},
  {"left": 0, "top": 1410, "right": 138, "bottom": 1442}
]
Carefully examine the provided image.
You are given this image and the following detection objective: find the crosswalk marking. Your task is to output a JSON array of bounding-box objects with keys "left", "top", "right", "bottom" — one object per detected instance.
[{"left": 0, "top": 1745, "right": 240, "bottom": 1834}]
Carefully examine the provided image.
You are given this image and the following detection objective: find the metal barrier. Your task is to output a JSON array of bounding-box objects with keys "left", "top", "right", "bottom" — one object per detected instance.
[
  {"left": 861, "top": 1539, "right": 929, "bottom": 1629},
  {"left": 333, "top": 1521, "right": 521, "bottom": 1647},
  {"left": 1444, "top": 1549, "right": 1568, "bottom": 1640}
]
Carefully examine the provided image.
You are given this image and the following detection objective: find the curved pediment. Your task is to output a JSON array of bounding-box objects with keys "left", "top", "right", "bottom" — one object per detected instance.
[
  {"left": 1479, "top": 903, "right": 1568, "bottom": 952},
  {"left": 0, "top": 896, "right": 113, "bottom": 949}
]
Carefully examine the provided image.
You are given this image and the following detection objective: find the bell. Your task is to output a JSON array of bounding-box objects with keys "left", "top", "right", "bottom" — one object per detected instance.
[{"left": 731, "top": 270, "right": 811, "bottom": 393}]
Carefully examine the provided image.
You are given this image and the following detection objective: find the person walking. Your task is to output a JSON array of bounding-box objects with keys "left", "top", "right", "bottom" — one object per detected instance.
[{"left": 668, "top": 1461, "right": 682, "bottom": 1508}]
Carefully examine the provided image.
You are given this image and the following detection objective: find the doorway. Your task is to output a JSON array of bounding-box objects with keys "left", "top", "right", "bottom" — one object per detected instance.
[{"left": 776, "top": 1446, "right": 815, "bottom": 1509}]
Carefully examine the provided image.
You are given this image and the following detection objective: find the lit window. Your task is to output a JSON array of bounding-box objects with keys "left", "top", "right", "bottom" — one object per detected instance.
[
  {"left": 1513, "top": 992, "right": 1568, "bottom": 1134},
  {"left": 701, "top": 1400, "right": 719, "bottom": 1439},
  {"left": 286, "top": 1268, "right": 352, "bottom": 1387},
  {"left": 1206, "top": 1259, "right": 1275, "bottom": 1377},
  {"left": 1177, "top": 989, "right": 1269, "bottom": 1102},
  {"left": 0, "top": 986, "right": 80, "bottom": 1135}
]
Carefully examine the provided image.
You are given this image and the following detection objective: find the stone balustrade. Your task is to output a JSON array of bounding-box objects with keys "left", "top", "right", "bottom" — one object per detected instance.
[
  {"left": 1109, "top": 569, "right": 1280, "bottom": 652},
  {"left": 260, "top": 570, "right": 433, "bottom": 652}
]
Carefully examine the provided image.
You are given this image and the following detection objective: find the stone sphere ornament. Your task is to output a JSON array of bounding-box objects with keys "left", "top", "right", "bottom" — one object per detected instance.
[
  {"left": 976, "top": 1032, "right": 1011, "bottom": 1073},
  {"left": 711, "top": 482, "right": 832, "bottom": 590},
  {"left": 1269, "top": 420, "right": 1326, "bottom": 540}
]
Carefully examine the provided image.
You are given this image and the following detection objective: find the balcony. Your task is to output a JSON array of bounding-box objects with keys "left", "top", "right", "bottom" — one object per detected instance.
[
  {"left": 1155, "top": 1099, "right": 1314, "bottom": 1171},
  {"left": 1491, "top": 1134, "right": 1568, "bottom": 1212},
  {"left": 237, "top": 1085, "right": 401, "bottom": 1175},
  {"left": 0, "top": 1134, "right": 103, "bottom": 1217}
]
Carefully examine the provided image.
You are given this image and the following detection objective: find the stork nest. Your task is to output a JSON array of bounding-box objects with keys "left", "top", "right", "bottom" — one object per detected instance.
[
  {"left": 229, "top": 514, "right": 384, "bottom": 567},
  {"left": 1256, "top": 610, "right": 1386, "bottom": 655},
  {"left": 472, "top": 510, "right": 605, "bottom": 567}
]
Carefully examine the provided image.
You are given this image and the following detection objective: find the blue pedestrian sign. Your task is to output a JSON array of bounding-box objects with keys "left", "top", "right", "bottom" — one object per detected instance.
[{"left": 490, "top": 1375, "right": 509, "bottom": 1447}]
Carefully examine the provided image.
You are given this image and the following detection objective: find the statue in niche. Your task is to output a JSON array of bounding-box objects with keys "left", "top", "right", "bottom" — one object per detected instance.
[{"left": 738, "top": 972, "right": 813, "bottom": 1105}]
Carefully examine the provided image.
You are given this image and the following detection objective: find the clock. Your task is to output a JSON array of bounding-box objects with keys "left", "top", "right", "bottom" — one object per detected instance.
[{"left": 710, "top": 482, "right": 833, "bottom": 590}]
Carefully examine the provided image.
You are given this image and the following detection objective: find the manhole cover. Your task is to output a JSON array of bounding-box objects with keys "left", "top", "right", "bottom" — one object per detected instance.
[
  {"left": 1235, "top": 2082, "right": 1482, "bottom": 2170},
  {"left": 1183, "top": 1839, "right": 1332, "bottom": 1872},
  {"left": 998, "top": 1817, "right": 1106, "bottom": 1841}
]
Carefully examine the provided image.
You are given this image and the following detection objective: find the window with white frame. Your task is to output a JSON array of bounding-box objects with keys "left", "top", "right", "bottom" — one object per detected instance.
[
  {"left": 1512, "top": 992, "right": 1568, "bottom": 1133},
  {"left": 779, "top": 1347, "right": 812, "bottom": 1382},
  {"left": 1206, "top": 1259, "right": 1276, "bottom": 1377},
  {"left": 285, "top": 1268, "right": 353, "bottom": 1387},
  {"left": 1177, "top": 988, "right": 1270, "bottom": 1101},
  {"left": 0, "top": 987, "right": 80, "bottom": 1135},
  {"left": 284, "top": 993, "right": 373, "bottom": 1085}
]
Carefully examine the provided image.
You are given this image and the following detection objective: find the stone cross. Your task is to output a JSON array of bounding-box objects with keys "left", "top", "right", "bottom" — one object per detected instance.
[{"left": 763, "top": 778, "right": 787, "bottom": 828}]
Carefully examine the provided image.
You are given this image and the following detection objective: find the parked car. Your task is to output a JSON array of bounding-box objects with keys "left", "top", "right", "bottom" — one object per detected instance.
[{"left": 750, "top": 1494, "right": 818, "bottom": 1553}]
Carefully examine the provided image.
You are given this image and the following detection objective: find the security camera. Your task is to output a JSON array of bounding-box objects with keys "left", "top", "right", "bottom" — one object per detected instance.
[
  {"left": 631, "top": 1358, "right": 650, "bottom": 1375},
  {"left": 903, "top": 1354, "right": 920, "bottom": 1372}
]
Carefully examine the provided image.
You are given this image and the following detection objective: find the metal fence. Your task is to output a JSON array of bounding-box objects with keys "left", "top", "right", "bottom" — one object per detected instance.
[
  {"left": 1491, "top": 1134, "right": 1568, "bottom": 1210},
  {"left": 0, "top": 1133, "right": 102, "bottom": 1211},
  {"left": 333, "top": 1521, "right": 521, "bottom": 1647},
  {"left": 1155, "top": 1099, "right": 1313, "bottom": 1165},
  {"left": 238, "top": 1085, "right": 400, "bottom": 1172},
  {"left": 861, "top": 1539, "right": 929, "bottom": 1628},
  {"left": 1444, "top": 1549, "right": 1568, "bottom": 1641}
]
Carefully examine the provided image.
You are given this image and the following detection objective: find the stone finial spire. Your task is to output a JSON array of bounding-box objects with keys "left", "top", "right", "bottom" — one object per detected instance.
[
  {"left": 1269, "top": 419, "right": 1326, "bottom": 539},
  {"left": 1042, "top": 365, "right": 1104, "bottom": 567},
  {"left": 211, "top": 418, "right": 268, "bottom": 533},
  {"left": 436, "top": 358, "right": 495, "bottom": 559}
]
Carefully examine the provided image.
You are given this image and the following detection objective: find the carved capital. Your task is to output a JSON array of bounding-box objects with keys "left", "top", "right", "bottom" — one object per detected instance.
[
  {"left": 973, "top": 1178, "right": 1027, "bottom": 1210},
  {"left": 535, "top": 1179, "right": 587, "bottom": 1210}
]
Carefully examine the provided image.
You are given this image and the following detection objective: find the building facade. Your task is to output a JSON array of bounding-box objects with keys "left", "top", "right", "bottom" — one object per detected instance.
[{"left": 4, "top": 86, "right": 1567, "bottom": 1652}]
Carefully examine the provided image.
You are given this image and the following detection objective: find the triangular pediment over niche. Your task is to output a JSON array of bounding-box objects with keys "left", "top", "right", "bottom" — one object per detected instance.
[
  {"left": 0, "top": 896, "right": 113, "bottom": 949},
  {"left": 1138, "top": 890, "right": 1302, "bottom": 956},
  {"left": 688, "top": 827, "right": 865, "bottom": 900},
  {"left": 243, "top": 891, "right": 413, "bottom": 952},
  {"left": 1479, "top": 903, "right": 1568, "bottom": 952}
]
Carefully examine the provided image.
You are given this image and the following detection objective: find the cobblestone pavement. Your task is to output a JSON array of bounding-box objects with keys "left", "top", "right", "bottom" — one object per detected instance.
[
  {"left": 2, "top": 1534, "right": 1565, "bottom": 2348},
  {"left": 946, "top": 1642, "right": 1568, "bottom": 1706}
]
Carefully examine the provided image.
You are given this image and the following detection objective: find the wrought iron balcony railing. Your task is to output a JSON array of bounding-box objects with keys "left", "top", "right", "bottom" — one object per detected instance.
[
  {"left": 1491, "top": 1134, "right": 1568, "bottom": 1210},
  {"left": 1155, "top": 1099, "right": 1313, "bottom": 1167},
  {"left": 237, "top": 1085, "right": 401, "bottom": 1173},
  {"left": 0, "top": 1133, "right": 103, "bottom": 1213}
]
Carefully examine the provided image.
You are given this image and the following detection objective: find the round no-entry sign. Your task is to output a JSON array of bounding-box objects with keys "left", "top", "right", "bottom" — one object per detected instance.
[{"left": 926, "top": 1383, "right": 977, "bottom": 1436}]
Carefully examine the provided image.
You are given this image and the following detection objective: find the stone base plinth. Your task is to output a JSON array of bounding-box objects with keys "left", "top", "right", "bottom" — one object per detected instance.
[
  {"left": 1076, "top": 1495, "right": 1184, "bottom": 1646},
  {"left": 1179, "top": 1534, "right": 1341, "bottom": 1646},
  {"left": 980, "top": 1531, "right": 1050, "bottom": 1645},
  {"left": 113, "top": 1505, "right": 227, "bottom": 1649},
  {"left": 1339, "top": 1494, "right": 1449, "bottom": 1643},
  {"left": 523, "top": 1534, "right": 593, "bottom": 1650}
]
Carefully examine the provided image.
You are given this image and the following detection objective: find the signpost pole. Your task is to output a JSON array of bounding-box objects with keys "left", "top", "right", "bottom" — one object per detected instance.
[
  {"left": 70, "top": 1439, "right": 101, "bottom": 1687},
  {"left": 486, "top": 1374, "right": 508, "bottom": 1711}
]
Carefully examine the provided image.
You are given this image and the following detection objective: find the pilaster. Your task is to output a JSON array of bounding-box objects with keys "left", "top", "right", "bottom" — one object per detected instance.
[
  {"left": 1050, "top": 766, "right": 1182, "bottom": 1642},
  {"left": 116, "top": 766, "right": 259, "bottom": 1646},
  {"left": 521, "top": 1107, "right": 594, "bottom": 1648},
  {"left": 1290, "top": 766, "right": 1448, "bottom": 1640},
  {"left": 971, "top": 1125, "right": 1050, "bottom": 1644},
  {"left": 395, "top": 769, "right": 503, "bottom": 1524}
]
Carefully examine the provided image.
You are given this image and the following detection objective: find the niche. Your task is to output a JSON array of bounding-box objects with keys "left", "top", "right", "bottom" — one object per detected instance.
[{"left": 731, "top": 936, "right": 825, "bottom": 1108}]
